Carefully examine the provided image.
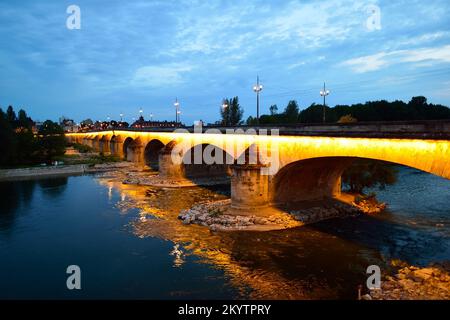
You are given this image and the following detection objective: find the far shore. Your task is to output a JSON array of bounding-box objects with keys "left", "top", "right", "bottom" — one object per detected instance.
[{"left": 0, "top": 164, "right": 90, "bottom": 181}]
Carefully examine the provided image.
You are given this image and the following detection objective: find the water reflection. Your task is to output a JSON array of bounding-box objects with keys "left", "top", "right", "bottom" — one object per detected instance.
[
  {"left": 95, "top": 166, "right": 450, "bottom": 299},
  {"left": 0, "top": 177, "right": 68, "bottom": 232},
  {"left": 96, "top": 176, "right": 379, "bottom": 299},
  {"left": 0, "top": 180, "right": 36, "bottom": 232},
  {"left": 170, "top": 244, "right": 185, "bottom": 267}
]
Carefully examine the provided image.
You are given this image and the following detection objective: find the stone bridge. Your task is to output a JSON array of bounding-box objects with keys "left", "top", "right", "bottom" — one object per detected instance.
[{"left": 66, "top": 121, "right": 450, "bottom": 214}]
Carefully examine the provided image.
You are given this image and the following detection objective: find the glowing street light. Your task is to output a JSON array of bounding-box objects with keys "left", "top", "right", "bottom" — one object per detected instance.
[
  {"left": 120, "top": 112, "right": 123, "bottom": 121},
  {"left": 253, "top": 76, "right": 263, "bottom": 125},
  {"left": 174, "top": 98, "right": 180, "bottom": 125},
  {"left": 150, "top": 113, "right": 153, "bottom": 121},
  {"left": 222, "top": 101, "right": 228, "bottom": 110},
  {"left": 320, "top": 82, "right": 330, "bottom": 123}
]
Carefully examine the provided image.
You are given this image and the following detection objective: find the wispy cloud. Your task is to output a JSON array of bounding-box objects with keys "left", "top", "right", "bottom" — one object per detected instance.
[
  {"left": 131, "top": 63, "right": 194, "bottom": 88},
  {"left": 341, "top": 45, "right": 450, "bottom": 73}
]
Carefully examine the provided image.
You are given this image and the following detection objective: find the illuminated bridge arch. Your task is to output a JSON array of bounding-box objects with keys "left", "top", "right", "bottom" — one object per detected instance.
[
  {"left": 273, "top": 136, "right": 450, "bottom": 180},
  {"left": 144, "top": 139, "right": 165, "bottom": 170}
]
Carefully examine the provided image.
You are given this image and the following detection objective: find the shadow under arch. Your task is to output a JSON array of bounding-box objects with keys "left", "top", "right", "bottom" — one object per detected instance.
[
  {"left": 122, "top": 137, "right": 134, "bottom": 161},
  {"left": 99, "top": 135, "right": 109, "bottom": 153},
  {"left": 144, "top": 139, "right": 165, "bottom": 170},
  {"left": 272, "top": 157, "right": 355, "bottom": 207},
  {"left": 109, "top": 135, "right": 123, "bottom": 156},
  {"left": 272, "top": 154, "right": 448, "bottom": 208},
  {"left": 181, "top": 143, "right": 234, "bottom": 181}
]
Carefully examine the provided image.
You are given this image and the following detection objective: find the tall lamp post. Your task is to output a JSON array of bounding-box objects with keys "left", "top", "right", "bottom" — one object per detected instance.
[
  {"left": 320, "top": 82, "right": 330, "bottom": 123},
  {"left": 120, "top": 112, "right": 123, "bottom": 122},
  {"left": 222, "top": 100, "right": 228, "bottom": 126},
  {"left": 174, "top": 98, "right": 180, "bottom": 125},
  {"left": 253, "top": 76, "right": 263, "bottom": 125}
]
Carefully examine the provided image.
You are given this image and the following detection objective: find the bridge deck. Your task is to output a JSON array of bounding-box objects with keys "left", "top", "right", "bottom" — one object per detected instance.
[{"left": 81, "top": 120, "right": 450, "bottom": 140}]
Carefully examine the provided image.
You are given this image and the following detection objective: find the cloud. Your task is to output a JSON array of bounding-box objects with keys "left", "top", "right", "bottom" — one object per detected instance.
[
  {"left": 341, "top": 45, "right": 450, "bottom": 73},
  {"left": 131, "top": 63, "right": 194, "bottom": 88}
]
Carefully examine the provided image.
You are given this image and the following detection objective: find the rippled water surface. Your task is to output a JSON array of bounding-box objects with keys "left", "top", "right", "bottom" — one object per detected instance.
[{"left": 0, "top": 166, "right": 449, "bottom": 299}]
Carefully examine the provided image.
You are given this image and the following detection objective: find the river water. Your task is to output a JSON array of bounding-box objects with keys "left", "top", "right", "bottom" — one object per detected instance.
[{"left": 0, "top": 166, "right": 449, "bottom": 299}]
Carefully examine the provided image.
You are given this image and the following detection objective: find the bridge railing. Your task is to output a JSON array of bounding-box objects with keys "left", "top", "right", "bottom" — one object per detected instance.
[{"left": 75, "top": 119, "right": 450, "bottom": 140}]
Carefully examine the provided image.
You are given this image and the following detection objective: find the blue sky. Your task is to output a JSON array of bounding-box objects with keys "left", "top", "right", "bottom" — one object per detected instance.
[{"left": 0, "top": 0, "right": 450, "bottom": 124}]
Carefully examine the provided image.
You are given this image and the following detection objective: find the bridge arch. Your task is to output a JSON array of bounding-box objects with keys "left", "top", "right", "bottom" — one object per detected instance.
[
  {"left": 272, "top": 157, "right": 355, "bottom": 205},
  {"left": 181, "top": 143, "right": 234, "bottom": 180},
  {"left": 274, "top": 137, "right": 450, "bottom": 180},
  {"left": 144, "top": 139, "right": 165, "bottom": 170},
  {"left": 123, "top": 137, "right": 134, "bottom": 161}
]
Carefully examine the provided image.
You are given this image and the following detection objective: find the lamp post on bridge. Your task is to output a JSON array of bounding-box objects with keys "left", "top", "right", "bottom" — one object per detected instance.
[
  {"left": 222, "top": 100, "right": 229, "bottom": 126},
  {"left": 320, "top": 82, "right": 330, "bottom": 123},
  {"left": 253, "top": 76, "right": 263, "bottom": 125},
  {"left": 174, "top": 98, "right": 180, "bottom": 125}
]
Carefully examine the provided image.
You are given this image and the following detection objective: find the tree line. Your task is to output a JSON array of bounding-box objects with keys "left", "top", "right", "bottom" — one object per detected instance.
[
  {"left": 0, "top": 106, "right": 66, "bottom": 167},
  {"left": 244, "top": 96, "right": 450, "bottom": 125}
]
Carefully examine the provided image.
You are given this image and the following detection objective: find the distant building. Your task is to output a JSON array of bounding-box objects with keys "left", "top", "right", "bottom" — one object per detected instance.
[
  {"left": 130, "top": 115, "right": 181, "bottom": 128},
  {"left": 59, "top": 117, "right": 79, "bottom": 133}
]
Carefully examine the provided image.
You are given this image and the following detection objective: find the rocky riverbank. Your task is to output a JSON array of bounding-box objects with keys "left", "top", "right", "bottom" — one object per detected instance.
[
  {"left": 369, "top": 262, "right": 450, "bottom": 300},
  {"left": 123, "top": 173, "right": 230, "bottom": 188},
  {"left": 178, "top": 199, "right": 366, "bottom": 231},
  {"left": 352, "top": 195, "right": 387, "bottom": 214},
  {"left": 179, "top": 200, "right": 301, "bottom": 231}
]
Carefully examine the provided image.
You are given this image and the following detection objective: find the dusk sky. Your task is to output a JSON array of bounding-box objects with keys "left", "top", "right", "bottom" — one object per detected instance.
[{"left": 1, "top": 0, "right": 450, "bottom": 124}]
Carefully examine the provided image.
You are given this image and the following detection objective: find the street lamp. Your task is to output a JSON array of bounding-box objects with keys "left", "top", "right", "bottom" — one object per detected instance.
[
  {"left": 174, "top": 98, "right": 180, "bottom": 125},
  {"left": 139, "top": 108, "right": 143, "bottom": 117},
  {"left": 320, "top": 82, "right": 330, "bottom": 123},
  {"left": 221, "top": 100, "right": 229, "bottom": 126},
  {"left": 222, "top": 101, "right": 228, "bottom": 110},
  {"left": 120, "top": 112, "right": 123, "bottom": 122},
  {"left": 253, "top": 76, "right": 263, "bottom": 125},
  {"left": 150, "top": 113, "right": 153, "bottom": 121}
]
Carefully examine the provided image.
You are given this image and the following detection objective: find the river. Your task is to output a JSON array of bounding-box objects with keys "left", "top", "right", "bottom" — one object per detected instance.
[{"left": 0, "top": 166, "right": 449, "bottom": 299}]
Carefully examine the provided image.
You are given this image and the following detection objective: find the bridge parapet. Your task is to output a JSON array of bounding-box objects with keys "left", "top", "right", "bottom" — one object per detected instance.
[{"left": 80, "top": 120, "right": 450, "bottom": 139}]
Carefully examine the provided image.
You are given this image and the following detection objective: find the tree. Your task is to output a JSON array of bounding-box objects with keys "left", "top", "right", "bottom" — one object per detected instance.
[
  {"left": 17, "top": 109, "right": 33, "bottom": 129},
  {"left": 80, "top": 118, "right": 93, "bottom": 126},
  {"left": 269, "top": 104, "right": 278, "bottom": 115},
  {"left": 342, "top": 159, "right": 398, "bottom": 194},
  {"left": 0, "top": 108, "right": 17, "bottom": 166},
  {"left": 246, "top": 116, "right": 257, "bottom": 125},
  {"left": 284, "top": 100, "right": 299, "bottom": 123},
  {"left": 6, "top": 105, "right": 16, "bottom": 123},
  {"left": 38, "top": 120, "right": 66, "bottom": 162},
  {"left": 221, "top": 96, "right": 243, "bottom": 126}
]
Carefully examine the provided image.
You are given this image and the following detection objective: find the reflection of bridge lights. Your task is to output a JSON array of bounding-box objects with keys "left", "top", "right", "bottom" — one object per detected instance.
[
  {"left": 108, "top": 186, "right": 113, "bottom": 200},
  {"left": 170, "top": 244, "right": 185, "bottom": 267},
  {"left": 121, "top": 193, "right": 126, "bottom": 201}
]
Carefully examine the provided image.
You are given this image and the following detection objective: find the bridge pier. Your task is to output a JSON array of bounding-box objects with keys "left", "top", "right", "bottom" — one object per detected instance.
[
  {"left": 92, "top": 138, "right": 100, "bottom": 152},
  {"left": 99, "top": 138, "right": 111, "bottom": 154},
  {"left": 230, "top": 163, "right": 271, "bottom": 213},
  {"left": 158, "top": 147, "right": 185, "bottom": 180},
  {"left": 110, "top": 138, "right": 124, "bottom": 158},
  {"left": 127, "top": 142, "right": 144, "bottom": 163}
]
